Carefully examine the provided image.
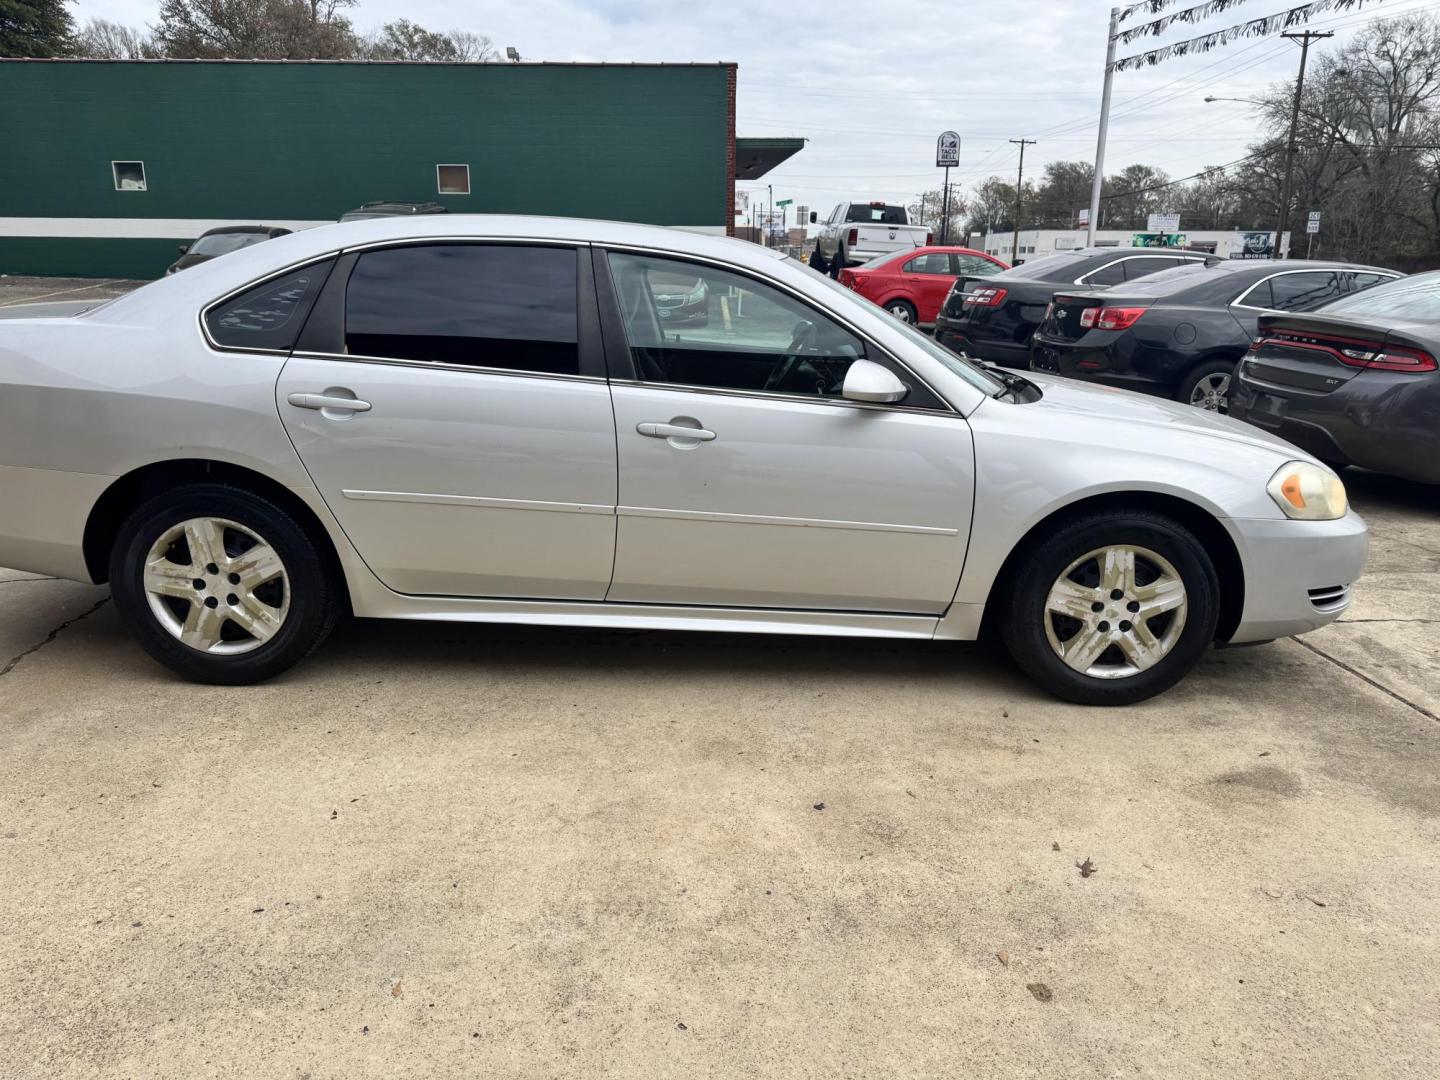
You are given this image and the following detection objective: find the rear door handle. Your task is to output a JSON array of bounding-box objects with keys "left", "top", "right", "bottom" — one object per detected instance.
[
  {"left": 637, "top": 421, "right": 716, "bottom": 442},
  {"left": 287, "top": 392, "right": 372, "bottom": 413}
]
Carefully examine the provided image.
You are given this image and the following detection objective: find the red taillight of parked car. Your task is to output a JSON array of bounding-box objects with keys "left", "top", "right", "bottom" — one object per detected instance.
[
  {"left": 1259, "top": 332, "right": 1439, "bottom": 373},
  {"left": 1079, "top": 305, "right": 1148, "bottom": 331},
  {"left": 926, "top": 232, "right": 934, "bottom": 245},
  {"left": 847, "top": 227, "right": 859, "bottom": 247},
  {"left": 962, "top": 287, "right": 1008, "bottom": 307}
]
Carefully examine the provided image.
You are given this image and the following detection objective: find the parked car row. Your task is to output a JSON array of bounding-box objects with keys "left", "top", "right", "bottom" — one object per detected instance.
[{"left": 836, "top": 245, "right": 1008, "bottom": 326}]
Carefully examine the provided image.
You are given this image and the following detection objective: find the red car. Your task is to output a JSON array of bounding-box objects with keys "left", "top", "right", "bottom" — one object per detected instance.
[{"left": 837, "top": 246, "right": 1009, "bottom": 327}]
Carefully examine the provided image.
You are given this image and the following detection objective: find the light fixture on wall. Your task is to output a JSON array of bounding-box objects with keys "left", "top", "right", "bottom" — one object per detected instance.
[{"left": 506, "top": 46, "right": 521, "bottom": 62}]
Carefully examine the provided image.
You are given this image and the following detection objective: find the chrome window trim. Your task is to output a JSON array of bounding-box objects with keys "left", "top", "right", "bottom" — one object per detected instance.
[
  {"left": 1231, "top": 268, "right": 1402, "bottom": 312},
  {"left": 290, "top": 351, "right": 608, "bottom": 385},
  {"left": 1073, "top": 253, "right": 1207, "bottom": 286},
  {"left": 599, "top": 241, "right": 959, "bottom": 415},
  {"left": 604, "top": 377, "right": 959, "bottom": 417}
]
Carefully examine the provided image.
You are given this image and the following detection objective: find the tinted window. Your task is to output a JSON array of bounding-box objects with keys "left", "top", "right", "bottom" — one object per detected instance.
[
  {"left": 957, "top": 254, "right": 1002, "bottom": 277},
  {"left": 1348, "top": 271, "right": 1396, "bottom": 293},
  {"left": 1122, "top": 256, "right": 1188, "bottom": 280},
  {"left": 904, "top": 253, "right": 953, "bottom": 274},
  {"left": 1263, "top": 272, "right": 1343, "bottom": 311},
  {"left": 1082, "top": 260, "right": 1128, "bottom": 287},
  {"left": 845, "top": 204, "right": 907, "bottom": 225},
  {"left": 1320, "top": 272, "right": 1440, "bottom": 319},
  {"left": 609, "top": 251, "right": 865, "bottom": 398},
  {"left": 190, "top": 232, "right": 271, "bottom": 257},
  {"left": 205, "top": 261, "right": 333, "bottom": 351},
  {"left": 344, "top": 245, "right": 578, "bottom": 375}
]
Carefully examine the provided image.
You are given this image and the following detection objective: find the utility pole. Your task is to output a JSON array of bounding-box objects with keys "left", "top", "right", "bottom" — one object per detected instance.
[
  {"left": 1274, "top": 30, "right": 1332, "bottom": 260},
  {"left": 1087, "top": 7, "right": 1120, "bottom": 247},
  {"left": 767, "top": 183, "right": 773, "bottom": 249},
  {"left": 1010, "top": 139, "right": 1036, "bottom": 265}
]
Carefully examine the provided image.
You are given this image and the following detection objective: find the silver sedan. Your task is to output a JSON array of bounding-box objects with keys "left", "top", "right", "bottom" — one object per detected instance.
[{"left": 0, "top": 216, "right": 1367, "bottom": 704}]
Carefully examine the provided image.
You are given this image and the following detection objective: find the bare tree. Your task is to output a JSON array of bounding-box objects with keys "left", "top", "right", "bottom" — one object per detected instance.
[
  {"left": 447, "top": 29, "right": 497, "bottom": 62},
  {"left": 76, "top": 18, "right": 161, "bottom": 58}
]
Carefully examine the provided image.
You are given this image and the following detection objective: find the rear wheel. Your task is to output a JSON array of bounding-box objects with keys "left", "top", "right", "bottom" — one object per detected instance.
[
  {"left": 109, "top": 484, "right": 338, "bottom": 684},
  {"left": 1179, "top": 358, "right": 1238, "bottom": 412},
  {"left": 885, "top": 299, "right": 918, "bottom": 324},
  {"left": 999, "top": 511, "right": 1219, "bottom": 705}
]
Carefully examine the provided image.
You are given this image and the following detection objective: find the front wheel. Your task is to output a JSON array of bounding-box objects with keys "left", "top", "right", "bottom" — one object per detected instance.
[
  {"left": 829, "top": 247, "right": 845, "bottom": 279},
  {"left": 998, "top": 511, "right": 1220, "bottom": 705},
  {"left": 109, "top": 484, "right": 339, "bottom": 684},
  {"left": 809, "top": 243, "right": 828, "bottom": 274},
  {"left": 1179, "top": 358, "right": 1238, "bottom": 412}
]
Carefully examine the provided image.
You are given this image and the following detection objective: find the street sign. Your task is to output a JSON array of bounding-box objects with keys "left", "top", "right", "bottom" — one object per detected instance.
[
  {"left": 1307, "top": 210, "right": 1321, "bottom": 234},
  {"left": 776, "top": 198, "right": 793, "bottom": 208},
  {"left": 936, "top": 131, "right": 960, "bottom": 168},
  {"left": 1147, "top": 212, "right": 1181, "bottom": 233},
  {"left": 1077, "top": 208, "right": 1091, "bottom": 226}
]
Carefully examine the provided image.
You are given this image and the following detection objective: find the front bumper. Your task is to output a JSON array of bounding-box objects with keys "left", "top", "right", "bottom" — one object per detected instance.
[{"left": 1227, "top": 509, "right": 1369, "bottom": 643}]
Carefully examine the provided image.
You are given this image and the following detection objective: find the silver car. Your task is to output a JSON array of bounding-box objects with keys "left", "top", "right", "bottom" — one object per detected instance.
[{"left": 0, "top": 216, "right": 1367, "bottom": 704}]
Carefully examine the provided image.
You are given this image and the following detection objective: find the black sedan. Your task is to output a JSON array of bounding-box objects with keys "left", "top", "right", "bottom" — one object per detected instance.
[
  {"left": 1031, "top": 260, "right": 1399, "bottom": 410},
  {"left": 933, "top": 247, "right": 1215, "bottom": 368},
  {"left": 166, "top": 225, "right": 291, "bottom": 275},
  {"left": 1229, "top": 271, "right": 1440, "bottom": 484}
]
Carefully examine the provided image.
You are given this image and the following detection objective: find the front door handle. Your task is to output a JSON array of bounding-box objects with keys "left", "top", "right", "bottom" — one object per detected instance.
[
  {"left": 637, "top": 421, "right": 716, "bottom": 442},
  {"left": 287, "top": 392, "right": 372, "bottom": 413}
]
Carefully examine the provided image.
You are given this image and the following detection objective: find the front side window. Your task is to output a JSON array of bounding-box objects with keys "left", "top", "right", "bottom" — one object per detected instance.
[
  {"left": 205, "top": 260, "right": 334, "bottom": 352},
  {"left": 344, "top": 244, "right": 579, "bottom": 375},
  {"left": 608, "top": 251, "right": 865, "bottom": 398},
  {"left": 1081, "top": 260, "right": 1128, "bottom": 287},
  {"left": 1122, "top": 256, "right": 1185, "bottom": 280},
  {"left": 958, "top": 254, "right": 1002, "bottom": 277}
]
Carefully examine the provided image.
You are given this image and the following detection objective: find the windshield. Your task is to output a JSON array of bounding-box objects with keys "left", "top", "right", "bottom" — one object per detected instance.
[
  {"left": 1319, "top": 271, "right": 1440, "bottom": 319},
  {"left": 190, "top": 232, "right": 270, "bottom": 256},
  {"left": 845, "top": 204, "right": 908, "bottom": 226},
  {"left": 790, "top": 257, "right": 1006, "bottom": 396}
]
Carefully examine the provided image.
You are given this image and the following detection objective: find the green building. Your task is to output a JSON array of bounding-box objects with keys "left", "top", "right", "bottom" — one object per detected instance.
[{"left": 0, "top": 59, "right": 802, "bottom": 278}]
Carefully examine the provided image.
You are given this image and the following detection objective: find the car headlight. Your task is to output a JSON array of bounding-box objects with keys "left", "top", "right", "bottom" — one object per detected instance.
[{"left": 1267, "top": 461, "right": 1347, "bottom": 520}]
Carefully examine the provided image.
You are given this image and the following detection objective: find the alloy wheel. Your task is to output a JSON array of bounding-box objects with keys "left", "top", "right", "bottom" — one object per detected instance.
[
  {"left": 1189, "top": 372, "right": 1231, "bottom": 412},
  {"left": 888, "top": 303, "right": 915, "bottom": 323},
  {"left": 1042, "top": 544, "right": 1188, "bottom": 680},
  {"left": 142, "top": 517, "right": 290, "bottom": 654}
]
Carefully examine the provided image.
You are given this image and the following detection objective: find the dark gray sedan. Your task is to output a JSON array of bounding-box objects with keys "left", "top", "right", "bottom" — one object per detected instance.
[{"left": 1229, "top": 271, "right": 1440, "bottom": 483}]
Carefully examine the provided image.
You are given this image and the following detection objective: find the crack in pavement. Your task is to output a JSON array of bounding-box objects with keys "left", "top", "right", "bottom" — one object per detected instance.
[
  {"left": 0, "top": 576, "right": 59, "bottom": 587},
  {"left": 0, "top": 597, "right": 110, "bottom": 679},
  {"left": 1338, "top": 617, "right": 1440, "bottom": 625},
  {"left": 1290, "top": 635, "right": 1437, "bottom": 722}
]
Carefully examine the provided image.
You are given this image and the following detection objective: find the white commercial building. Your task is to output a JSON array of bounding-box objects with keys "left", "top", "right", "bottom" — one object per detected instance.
[{"left": 977, "top": 228, "right": 1294, "bottom": 265}]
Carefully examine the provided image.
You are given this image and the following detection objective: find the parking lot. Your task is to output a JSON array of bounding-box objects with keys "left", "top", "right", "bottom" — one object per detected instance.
[{"left": 1, "top": 257, "right": 1436, "bottom": 1077}]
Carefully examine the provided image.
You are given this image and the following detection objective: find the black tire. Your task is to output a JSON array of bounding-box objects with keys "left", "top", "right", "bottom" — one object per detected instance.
[
  {"left": 829, "top": 246, "right": 845, "bottom": 279},
  {"left": 1177, "top": 357, "right": 1239, "bottom": 412},
  {"left": 998, "top": 510, "right": 1220, "bottom": 706},
  {"left": 109, "top": 483, "right": 339, "bottom": 685},
  {"left": 885, "top": 299, "right": 919, "bottom": 324},
  {"left": 810, "top": 243, "right": 828, "bottom": 274}
]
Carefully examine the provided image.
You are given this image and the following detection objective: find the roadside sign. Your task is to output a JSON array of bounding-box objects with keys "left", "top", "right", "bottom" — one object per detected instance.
[
  {"left": 1077, "top": 208, "right": 1090, "bottom": 226},
  {"left": 936, "top": 131, "right": 960, "bottom": 168},
  {"left": 1147, "top": 212, "right": 1181, "bottom": 233},
  {"left": 776, "top": 198, "right": 793, "bottom": 208},
  {"left": 734, "top": 190, "right": 748, "bottom": 215},
  {"left": 1307, "top": 210, "right": 1321, "bottom": 234}
]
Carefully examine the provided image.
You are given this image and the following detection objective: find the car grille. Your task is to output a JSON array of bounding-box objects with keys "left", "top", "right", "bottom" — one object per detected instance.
[{"left": 1307, "top": 584, "right": 1352, "bottom": 613}]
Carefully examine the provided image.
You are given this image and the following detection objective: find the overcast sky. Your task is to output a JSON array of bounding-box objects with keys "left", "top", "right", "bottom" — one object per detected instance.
[{"left": 73, "top": 0, "right": 1434, "bottom": 225}]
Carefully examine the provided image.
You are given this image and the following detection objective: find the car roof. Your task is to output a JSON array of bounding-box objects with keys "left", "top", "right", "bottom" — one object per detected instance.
[{"left": 198, "top": 224, "right": 281, "bottom": 236}]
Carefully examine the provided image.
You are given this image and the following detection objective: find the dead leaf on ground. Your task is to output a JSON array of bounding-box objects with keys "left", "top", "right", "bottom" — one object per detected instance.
[
  {"left": 996, "top": 950, "right": 1009, "bottom": 967},
  {"left": 1051, "top": 841, "right": 1060, "bottom": 851},
  {"left": 1026, "top": 982, "right": 1053, "bottom": 1002},
  {"left": 1076, "top": 857, "right": 1097, "bottom": 878},
  {"left": 391, "top": 981, "right": 403, "bottom": 998}
]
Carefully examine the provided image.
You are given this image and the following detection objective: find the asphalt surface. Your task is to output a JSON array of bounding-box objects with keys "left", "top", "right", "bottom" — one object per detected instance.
[
  {"left": 1, "top": 278, "right": 1437, "bottom": 1077},
  {"left": 0, "top": 275, "right": 147, "bottom": 307}
]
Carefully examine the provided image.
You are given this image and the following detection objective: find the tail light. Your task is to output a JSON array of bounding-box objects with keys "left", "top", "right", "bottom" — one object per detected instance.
[
  {"left": 1079, "top": 305, "right": 1148, "bottom": 331},
  {"left": 847, "top": 227, "right": 858, "bottom": 247},
  {"left": 1258, "top": 331, "right": 1438, "bottom": 373},
  {"left": 926, "top": 231, "right": 934, "bottom": 245},
  {"left": 963, "top": 287, "right": 1008, "bottom": 307}
]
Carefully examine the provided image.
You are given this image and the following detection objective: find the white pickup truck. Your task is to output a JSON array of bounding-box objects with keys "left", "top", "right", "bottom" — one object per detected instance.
[{"left": 810, "top": 202, "right": 931, "bottom": 278}]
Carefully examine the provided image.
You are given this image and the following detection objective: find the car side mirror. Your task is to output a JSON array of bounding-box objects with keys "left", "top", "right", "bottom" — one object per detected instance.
[
  {"left": 177, "top": 244, "right": 189, "bottom": 254},
  {"left": 842, "top": 359, "right": 908, "bottom": 404},
  {"left": 809, "top": 211, "right": 818, "bottom": 224}
]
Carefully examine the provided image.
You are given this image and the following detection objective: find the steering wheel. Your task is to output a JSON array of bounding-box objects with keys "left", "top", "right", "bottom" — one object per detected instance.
[{"left": 763, "top": 320, "right": 819, "bottom": 393}]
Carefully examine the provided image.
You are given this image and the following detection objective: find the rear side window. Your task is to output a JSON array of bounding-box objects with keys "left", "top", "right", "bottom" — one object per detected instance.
[
  {"left": 1250, "top": 271, "right": 1344, "bottom": 312},
  {"left": 205, "top": 260, "right": 334, "bottom": 352},
  {"left": 343, "top": 244, "right": 579, "bottom": 375},
  {"left": 1347, "top": 271, "right": 1396, "bottom": 293},
  {"left": 1082, "top": 260, "right": 1128, "bottom": 287}
]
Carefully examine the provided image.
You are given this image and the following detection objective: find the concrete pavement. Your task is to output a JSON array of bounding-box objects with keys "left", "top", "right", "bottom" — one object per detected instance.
[{"left": 0, "top": 476, "right": 1436, "bottom": 1079}]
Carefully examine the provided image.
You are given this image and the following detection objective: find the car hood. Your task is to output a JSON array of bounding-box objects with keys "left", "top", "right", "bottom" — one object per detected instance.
[{"left": 1018, "top": 370, "right": 1312, "bottom": 461}]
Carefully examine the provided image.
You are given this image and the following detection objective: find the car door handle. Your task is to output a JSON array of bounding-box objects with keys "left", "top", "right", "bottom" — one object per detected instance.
[
  {"left": 287, "top": 392, "right": 372, "bottom": 413},
  {"left": 637, "top": 421, "right": 716, "bottom": 441}
]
